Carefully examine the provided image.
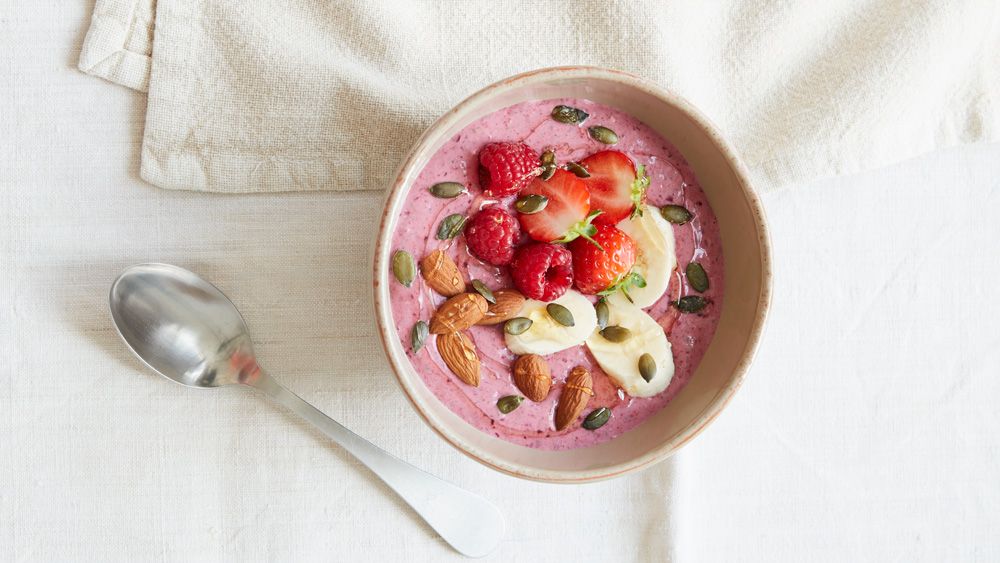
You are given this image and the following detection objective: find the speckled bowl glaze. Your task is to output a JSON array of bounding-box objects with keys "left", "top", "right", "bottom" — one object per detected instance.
[{"left": 373, "top": 67, "right": 771, "bottom": 483}]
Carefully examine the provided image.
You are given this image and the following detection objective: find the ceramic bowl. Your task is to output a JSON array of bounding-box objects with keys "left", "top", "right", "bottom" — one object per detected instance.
[{"left": 372, "top": 66, "right": 771, "bottom": 482}]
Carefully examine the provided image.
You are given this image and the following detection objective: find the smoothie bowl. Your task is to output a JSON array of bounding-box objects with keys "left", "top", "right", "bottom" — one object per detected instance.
[{"left": 373, "top": 67, "right": 770, "bottom": 482}]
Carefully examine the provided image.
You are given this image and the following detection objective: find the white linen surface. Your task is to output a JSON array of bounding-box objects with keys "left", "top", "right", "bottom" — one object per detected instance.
[
  {"left": 78, "top": 0, "right": 999, "bottom": 194},
  {"left": 3, "top": 3, "right": 1000, "bottom": 562}
]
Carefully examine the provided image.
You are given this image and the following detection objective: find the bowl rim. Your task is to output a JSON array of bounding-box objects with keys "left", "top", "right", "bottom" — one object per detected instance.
[{"left": 372, "top": 65, "right": 772, "bottom": 483}]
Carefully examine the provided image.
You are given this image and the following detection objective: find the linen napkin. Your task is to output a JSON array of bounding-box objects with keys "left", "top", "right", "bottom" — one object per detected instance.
[{"left": 79, "top": 0, "right": 998, "bottom": 194}]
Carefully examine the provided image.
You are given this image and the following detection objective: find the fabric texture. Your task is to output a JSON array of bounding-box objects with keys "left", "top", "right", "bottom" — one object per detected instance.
[
  {"left": 78, "top": 0, "right": 155, "bottom": 92},
  {"left": 78, "top": 0, "right": 1000, "bottom": 194}
]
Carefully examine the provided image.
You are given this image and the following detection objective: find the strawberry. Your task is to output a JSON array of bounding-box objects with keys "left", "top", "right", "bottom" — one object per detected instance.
[
  {"left": 579, "top": 150, "right": 649, "bottom": 225},
  {"left": 516, "top": 169, "right": 601, "bottom": 246},
  {"left": 568, "top": 224, "right": 639, "bottom": 295}
]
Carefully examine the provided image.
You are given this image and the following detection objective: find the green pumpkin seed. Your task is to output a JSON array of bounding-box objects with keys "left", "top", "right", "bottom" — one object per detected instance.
[
  {"left": 497, "top": 395, "right": 524, "bottom": 414},
  {"left": 471, "top": 279, "right": 496, "bottom": 304},
  {"left": 504, "top": 317, "right": 533, "bottom": 335},
  {"left": 600, "top": 325, "right": 632, "bottom": 343},
  {"left": 686, "top": 262, "right": 709, "bottom": 292},
  {"left": 566, "top": 161, "right": 591, "bottom": 178},
  {"left": 436, "top": 213, "right": 466, "bottom": 240},
  {"left": 638, "top": 353, "right": 657, "bottom": 382},
  {"left": 675, "top": 295, "right": 709, "bottom": 313},
  {"left": 595, "top": 298, "right": 610, "bottom": 330},
  {"left": 540, "top": 149, "right": 556, "bottom": 166},
  {"left": 588, "top": 126, "right": 619, "bottom": 145},
  {"left": 411, "top": 321, "right": 429, "bottom": 353},
  {"left": 546, "top": 303, "right": 574, "bottom": 327},
  {"left": 515, "top": 194, "right": 548, "bottom": 214},
  {"left": 391, "top": 250, "right": 415, "bottom": 287},
  {"left": 551, "top": 105, "right": 589, "bottom": 124},
  {"left": 582, "top": 407, "right": 611, "bottom": 430},
  {"left": 540, "top": 163, "right": 556, "bottom": 180},
  {"left": 660, "top": 204, "right": 693, "bottom": 225},
  {"left": 429, "top": 181, "right": 465, "bottom": 199}
]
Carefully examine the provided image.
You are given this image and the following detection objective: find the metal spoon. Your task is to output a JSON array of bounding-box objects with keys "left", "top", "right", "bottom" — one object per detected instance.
[{"left": 109, "top": 263, "right": 503, "bottom": 558}]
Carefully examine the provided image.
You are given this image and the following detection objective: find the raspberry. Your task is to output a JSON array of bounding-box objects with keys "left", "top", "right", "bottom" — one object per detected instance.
[
  {"left": 510, "top": 243, "right": 573, "bottom": 302},
  {"left": 478, "top": 142, "right": 539, "bottom": 197},
  {"left": 464, "top": 206, "right": 519, "bottom": 266}
]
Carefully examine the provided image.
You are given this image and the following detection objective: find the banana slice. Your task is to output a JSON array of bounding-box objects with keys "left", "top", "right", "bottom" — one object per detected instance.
[
  {"left": 586, "top": 296, "right": 674, "bottom": 397},
  {"left": 505, "top": 290, "right": 598, "bottom": 356},
  {"left": 616, "top": 206, "right": 677, "bottom": 308}
]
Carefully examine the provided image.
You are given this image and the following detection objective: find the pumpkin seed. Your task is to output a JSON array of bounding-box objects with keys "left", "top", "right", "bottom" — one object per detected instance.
[
  {"left": 504, "top": 317, "right": 533, "bottom": 335},
  {"left": 546, "top": 303, "right": 574, "bottom": 327},
  {"left": 540, "top": 149, "right": 556, "bottom": 166},
  {"left": 391, "top": 250, "right": 415, "bottom": 287},
  {"left": 600, "top": 325, "right": 632, "bottom": 343},
  {"left": 551, "top": 105, "right": 589, "bottom": 124},
  {"left": 566, "top": 161, "right": 591, "bottom": 178},
  {"left": 410, "top": 321, "right": 428, "bottom": 353},
  {"left": 686, "top": 262, "right": 709, "bottom": 292},
  {"left": 497, "top": 395, "right": 524, "bottom": 414},
  {"left": 588, "top": 126, "right": 618, "bottom": 145},
  {"left": 595, "top": 298, "right": 610, "bottom": 330},
  {"left": 515, "top": 194, "right": 548, "bottom": 214},
  {"left": 436, "top": 213, "right": 466, "bottom": 240},
  {"left": 675, "top": 295, "right": 709, "bottom": 313},
  {"left": 660, "top": 204, "right": 693, "bottom": 225},
  {"left": 540, "top": 163, "right": 556, "bottom": 180},
  {"left": 638, "top": 353, "right": 656, "bottom": 382},
  {"left": 429, "top": 181, "right": 465, "bottom": 199},
  {"left": 582, "top": 407, "right": 611, "bottom": 430},
  {"left": 471, "top": 279, "right": 496, "bottom": 304}
]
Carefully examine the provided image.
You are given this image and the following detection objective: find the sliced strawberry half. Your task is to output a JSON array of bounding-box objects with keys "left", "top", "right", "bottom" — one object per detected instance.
[
  {"left": 579, "top": 150, "right": 649, "bottom": 225},
  {"left": 516, "top": 169, "right": 601, "bottom": 246}
]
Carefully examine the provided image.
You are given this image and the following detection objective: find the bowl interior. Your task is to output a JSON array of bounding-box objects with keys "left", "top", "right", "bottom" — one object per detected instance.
[{"left": 375, "top": 68, "right": 769, "bottom": 482}]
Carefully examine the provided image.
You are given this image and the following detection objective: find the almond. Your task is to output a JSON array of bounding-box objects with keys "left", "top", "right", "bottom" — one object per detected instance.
[
  {"left": 513, "top": 354, "right": 552, "bottom": 402},
  {"left": 420, "top": 250, "right": 465, "bottom": 296},
  {"left": 436, "top": 332, "right": 480, "bottom": 386},
  {"left": 429, "top": 293, "right": 488, "bottom": 334},
  {"left": 477, "top": 289, "right": 526, "bottom": 326},
  {"left": 554, "top": 366, "right": 594, "bottom": 430}
]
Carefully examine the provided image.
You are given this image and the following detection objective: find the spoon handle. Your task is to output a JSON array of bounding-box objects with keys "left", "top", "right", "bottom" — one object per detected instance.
[{"left": 249, "top": 373, "right": 504, "bottom": 557}]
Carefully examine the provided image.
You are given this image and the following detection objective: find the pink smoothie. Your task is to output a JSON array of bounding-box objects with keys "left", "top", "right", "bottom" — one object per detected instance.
[{"left": 388, "top": 98, "right": 723, "bottom": 450}]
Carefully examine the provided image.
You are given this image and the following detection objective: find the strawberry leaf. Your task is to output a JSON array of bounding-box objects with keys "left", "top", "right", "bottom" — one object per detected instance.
[
  {"left": 630, "top": 164, "right": 650, "bottom": 219},
  {"left": 554, "top": 209, "right": 604, "bottom": 250},
  {"left": 598, "top": 270, "right": 647, "bottom": 302}
]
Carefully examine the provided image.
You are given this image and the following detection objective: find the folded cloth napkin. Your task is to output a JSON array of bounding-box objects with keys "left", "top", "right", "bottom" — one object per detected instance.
[{"left": 79, "top": 0, "right": 998, "bottom": 194}]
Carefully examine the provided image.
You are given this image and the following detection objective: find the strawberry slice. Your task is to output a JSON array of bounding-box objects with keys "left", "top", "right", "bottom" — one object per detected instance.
[
  {"left": 579, "top": 150, "right": 649, "bottom": 225},
  {"left": 516, "top": 169, "right": 601, "bottom": 246}
]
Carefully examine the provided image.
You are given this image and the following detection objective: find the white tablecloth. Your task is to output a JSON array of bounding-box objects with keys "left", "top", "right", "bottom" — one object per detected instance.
[{"left": 3, "top": 4, "right": 999, "bottom": 562}]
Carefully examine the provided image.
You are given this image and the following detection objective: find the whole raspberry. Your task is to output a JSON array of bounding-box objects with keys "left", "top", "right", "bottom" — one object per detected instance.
[
  {"left": 464, "top": 206, "right": 520, "bottom": 266},
  {"left": 478, "top": 142, "right": 539, "bottom": 198},
  {"left": 510, "top": 242, "right": 573, "bottom": 302}
]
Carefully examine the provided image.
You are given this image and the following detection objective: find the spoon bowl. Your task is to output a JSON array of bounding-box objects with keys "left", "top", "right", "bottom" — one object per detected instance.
[{"left": 110, "top": 263, "right": 255, "bottom": 388}]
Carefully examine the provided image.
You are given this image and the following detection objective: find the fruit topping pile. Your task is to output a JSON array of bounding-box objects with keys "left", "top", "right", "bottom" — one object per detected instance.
[{"left": 391, "top": 104, "right": 713, "bottom": 432}]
